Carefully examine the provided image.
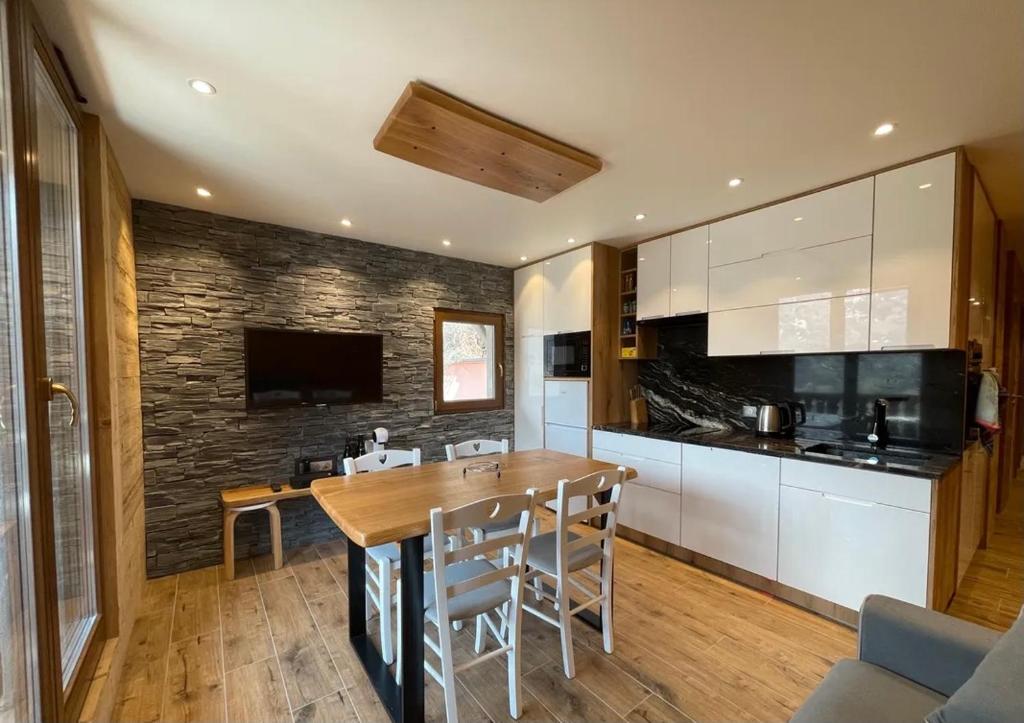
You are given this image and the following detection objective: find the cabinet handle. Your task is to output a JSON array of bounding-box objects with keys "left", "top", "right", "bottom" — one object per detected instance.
[
  {"left": 880, "top": 344, "right": 935, "bottom": 351},
  {"left": 822, "top": 493, "right": 874, "bottom": 508},
  {"left": 640, "top": 314, "right": 665, "bottom": 321},
  {"left": 760, "top": 349, "right": 796, "bottom": 355},
  {"left": 674, "top": 309, "right": 703, "bottom": 316}
]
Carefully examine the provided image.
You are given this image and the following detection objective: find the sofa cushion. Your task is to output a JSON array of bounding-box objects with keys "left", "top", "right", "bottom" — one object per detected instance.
[
  {"left": 926, "top": 614, "right": 1024, "bottom": 723},
  {"left": 791, "top": 659, "right": 946, "bottom": 723}
]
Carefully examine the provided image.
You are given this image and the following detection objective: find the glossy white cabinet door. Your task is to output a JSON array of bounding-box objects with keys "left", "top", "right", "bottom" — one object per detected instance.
[
  {"left": 592, "top": 430, "right": 681, "bottom": 465},
  {"left": 514, "top": 262, "right": 545, "bottom": 337},
  {"left": 708, "top": 235, "right": 871, "bottom": 312},
  {"left": 708, "top": 294, "right": 870, "bottom": 356},
  {"left": 543, "top": 379, "right": 588, "bottom": 428},
  {"left": 669, "top": 226, "right": 709, "bottom": 316},
  {"left": 870, "top": 153, "right": 956, "bottom": 351},
  {"left": 544, "top": 422, "right": 588, "bottom": 457},
  {"left": 610, "top": 482, "right": 680, "bottom": 543},
  {"left": 514, "top": 335, "right": 544, "bottom": 451},
  {"left": 709, "top": 177, "right": 874, "bottom": 267},
  {"left": 778, "top": 485, "right": 930, "bottom": 610},
  {"left": 637, "top": 237, "right": 671, "bottom": 321},
  {"left": 680, "top": 445, "right": 780, "bottom": 579},
  {"left": 543, "top": 246, "right": 592, "bottom": 334}
]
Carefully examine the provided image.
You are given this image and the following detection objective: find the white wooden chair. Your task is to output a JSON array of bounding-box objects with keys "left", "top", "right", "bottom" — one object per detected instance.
[
  {"left": 397, "top": 490, "right": 537, "bottom": 723},
  {"left": 443, "top": 438, "right": 509, "bottom": 462},
  {"left": 445, "top": 437, "right": 540, "bottom": 649},
  {"left": 342, "top": 447, "right": 422, "bottom": 664},
  {"left": 522, "top": 466, "right": 625, "bottom": 678}
]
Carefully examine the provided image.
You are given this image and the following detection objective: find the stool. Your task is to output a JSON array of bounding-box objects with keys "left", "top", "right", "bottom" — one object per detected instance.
[{"left": 220, "top": 483, "right": 312, "bottom": 580}]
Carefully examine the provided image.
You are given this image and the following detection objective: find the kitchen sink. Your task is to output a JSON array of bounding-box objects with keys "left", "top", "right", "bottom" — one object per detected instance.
[{"left": 801, "top": 442, "right": 933, "bottom": 465}]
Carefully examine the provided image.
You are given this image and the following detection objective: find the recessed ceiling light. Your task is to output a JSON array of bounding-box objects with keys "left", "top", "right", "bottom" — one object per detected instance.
[
  {"left": 919, "top": 183, "right": 932, "bottom": 190},
  {"left": 635, "top": 213, "right": 646, "bottom": 221},
  {"left": 340, "top": 218, "right": 352, "bottom": 227},
  {"left": 442, "top": 239, "right": 451, "bottom": 246},
  {"left": 545, "top": 261, "right": 551, "bottom": 265},
  {"left": 567, "top": 238, "right": 576, "bottom": 244},
  {"left": 968, "top": 297, "right": 976, "bottom": 302},
  {"left": 873, "top": 122, "right": 895, "bottom": 136},
  {"left": 196, "top": 187, "right": 212, "bottom": 198},
  {"left": 795, "top": 276, "right": 802, "bottom": 281},
  {"left": 520, "top": 255, "right": 527, "bottom": 261},
  {"left": 188, "top": 78, "right": 216, "bottom": 95},
  {"left": 728, "top": 177, "right": 743, "bottom": 188},
  {"left": 972, "top": 300, "right": 982, "bottom": 306},
  {"left": 793, "top": 216, "right": 804, "bottom": 222},
  {"left": 638, "top": 257, "right": 645, "bottom": 262}
]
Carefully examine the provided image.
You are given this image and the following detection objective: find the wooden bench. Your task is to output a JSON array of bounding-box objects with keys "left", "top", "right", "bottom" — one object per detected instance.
[{"left": 220, "top": 483, "right": 312, "bottom": 580}]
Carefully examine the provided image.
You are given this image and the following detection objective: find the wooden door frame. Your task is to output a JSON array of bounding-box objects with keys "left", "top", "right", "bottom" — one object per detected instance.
[{"left": 3, "top": 0, "right": 107, "bottom": 719}]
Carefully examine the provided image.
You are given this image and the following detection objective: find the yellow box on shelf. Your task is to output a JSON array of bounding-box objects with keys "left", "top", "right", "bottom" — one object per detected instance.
[{"left": 620, "top": 346, "right": 637, "bottom": 358}]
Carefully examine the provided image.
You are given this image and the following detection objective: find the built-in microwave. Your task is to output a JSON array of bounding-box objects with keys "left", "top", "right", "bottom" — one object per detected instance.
[{"left": 544, "top": 331, "right": 591, "bottom": 378}]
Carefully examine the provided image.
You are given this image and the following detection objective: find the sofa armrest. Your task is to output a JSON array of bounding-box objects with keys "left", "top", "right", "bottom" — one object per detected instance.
[{"left": 858, "top": 595, "right": 1000, "bottom": 697}]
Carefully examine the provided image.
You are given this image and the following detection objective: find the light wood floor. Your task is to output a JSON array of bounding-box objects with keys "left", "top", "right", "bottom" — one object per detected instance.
[
  {"left": 948, "top": 471, "right": 1024, "bottom": 631},
  {"left": 113, "top": 520, "right": 857, "bottom": 722}
]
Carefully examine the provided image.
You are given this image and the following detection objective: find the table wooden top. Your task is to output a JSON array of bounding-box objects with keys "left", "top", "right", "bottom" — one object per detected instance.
[
  {"left": 310, "top": 449, "right": 637, "bottom": 547},
  {"left": 221, "top": 482, "right": 311, "bottom": 508}
]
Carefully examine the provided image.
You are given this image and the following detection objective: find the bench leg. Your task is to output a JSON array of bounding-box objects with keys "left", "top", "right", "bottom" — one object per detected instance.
[
  {"left": 268, "top": 503, "right": 283, "bottom": 570},
  {"left": 223, "top": 509, "right": 239, "bottom": 581}
]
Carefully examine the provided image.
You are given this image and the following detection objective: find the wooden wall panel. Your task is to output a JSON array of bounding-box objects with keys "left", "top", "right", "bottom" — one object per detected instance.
[{"left": 78, "top": 113, "right": 145, "bottom": 723}]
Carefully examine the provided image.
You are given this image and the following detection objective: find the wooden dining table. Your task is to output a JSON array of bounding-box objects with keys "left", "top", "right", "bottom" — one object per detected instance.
[{"left": 311, "top": 448, "right": 637, "bottom": 723}]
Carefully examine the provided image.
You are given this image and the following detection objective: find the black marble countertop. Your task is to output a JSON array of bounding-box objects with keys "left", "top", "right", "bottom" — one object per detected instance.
[{"left": 593, "top": 422, "right": 961, "bottom": 480}]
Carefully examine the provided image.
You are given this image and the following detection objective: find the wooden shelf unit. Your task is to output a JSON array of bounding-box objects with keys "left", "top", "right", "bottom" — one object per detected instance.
[{"left": 618, "top": 247, "right": 655, "bottom": 360}]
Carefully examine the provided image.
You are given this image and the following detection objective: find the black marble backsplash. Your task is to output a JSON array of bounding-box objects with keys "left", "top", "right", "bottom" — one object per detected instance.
[{"left": 638, "top": 315, "right": 967, "bottom": 452}]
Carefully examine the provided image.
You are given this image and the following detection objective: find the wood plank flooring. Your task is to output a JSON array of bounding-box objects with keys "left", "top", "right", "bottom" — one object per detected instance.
[
  {"left": 948, "top": 471, "right": 1024, "bottom": 631},
  {"left": 113, "top": 517, "right": 858, "bottom": 722}
]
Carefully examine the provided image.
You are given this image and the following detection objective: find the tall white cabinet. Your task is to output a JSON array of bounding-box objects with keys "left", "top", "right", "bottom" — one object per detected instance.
[
  {"left": 542, "top": 246, "right": 592, "bottom": 334},
  {"left": 514, "top": 263, "right": 545, "bottom": 450},
  {"left": 870, "top": 152, "right": 957, "bottom": 350}
]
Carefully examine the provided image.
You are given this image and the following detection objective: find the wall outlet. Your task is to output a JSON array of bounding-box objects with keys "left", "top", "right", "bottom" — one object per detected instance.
[{"left": 742, "top": 405, "right": 758, "bottom": 418}]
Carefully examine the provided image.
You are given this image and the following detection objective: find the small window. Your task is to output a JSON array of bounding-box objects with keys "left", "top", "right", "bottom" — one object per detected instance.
[{"left": 433, "top": 308, "right": 505, "bottom": 414}]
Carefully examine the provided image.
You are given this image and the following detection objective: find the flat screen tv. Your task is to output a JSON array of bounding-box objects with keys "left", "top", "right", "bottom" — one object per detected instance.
[{"left": 244, "top": 328, "right": 383, "bottom": 409}]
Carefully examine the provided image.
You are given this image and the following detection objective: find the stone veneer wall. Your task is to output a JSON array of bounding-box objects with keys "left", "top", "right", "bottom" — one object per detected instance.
[{"left": 134, "top": 200, "right": 514, "bottom": 576}]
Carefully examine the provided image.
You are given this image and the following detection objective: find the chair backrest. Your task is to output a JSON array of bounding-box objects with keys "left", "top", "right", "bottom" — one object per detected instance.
[
  {"left": 444, "top": 438, "right": 509, "bottom": 462},
  {"left": 343, "top": 448, "right": 421, "bottom": 475},
  {"left": 553, "top": 467, "right": 625, "bottom": 573},
  {"left": 428, "top": 491, "right": 536, "bottom": 626}
]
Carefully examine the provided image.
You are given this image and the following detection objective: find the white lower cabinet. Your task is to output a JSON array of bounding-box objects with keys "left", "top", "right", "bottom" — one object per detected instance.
[
  {"left": 592, "top": 435, "right": 682, "bottom": 544},
  {"left": 778, "top": 485, "right": 930, "bottom": 610},
  {"left": 680, "top": 445, "right": 780, "bottom": 579},
  {"left": 544, "top": 422, "right": 588, "bottom": 457}
]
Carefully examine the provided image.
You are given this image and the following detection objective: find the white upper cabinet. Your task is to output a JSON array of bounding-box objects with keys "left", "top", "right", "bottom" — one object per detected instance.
[
  {"left": 636, "top": 237, "right": 671, "bottom": 321},
  {"left": 513, "top": 262, "right": 544, "bottom": 337},
  {"left": 708, "top": 294, "right": 870, "bottom": 356},
  {"left": 669, "top": 226, "right": 709, "bottom": 316},
  {"left": 709, "top": 177, "right": 874, "bottom": 267},
  {"left": 709, "top": 235, "right": 871, "bottom": 313},
  {"left": 870, "top": 153, "right": 956, "bottom": 350},
  {"left": 543, "top": 246, "right": 592, "bottom": 334}
]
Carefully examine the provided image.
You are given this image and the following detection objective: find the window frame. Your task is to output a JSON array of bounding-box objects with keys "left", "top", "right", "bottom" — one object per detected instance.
[{"left": 432, "top": 307, "right": 505, "bottom": 414}]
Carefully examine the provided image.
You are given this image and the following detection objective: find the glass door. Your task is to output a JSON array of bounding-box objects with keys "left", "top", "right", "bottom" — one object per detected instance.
[
  {"left": 32, "top": 51, "right": 95, "bottom": 687},
  {"left": 0, "top": 2, "right": 38, "bottom": 720}
]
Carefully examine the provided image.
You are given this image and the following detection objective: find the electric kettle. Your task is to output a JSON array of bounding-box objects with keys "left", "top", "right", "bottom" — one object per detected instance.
[{"left": 755, "top": 402, "right": 806, "bottom": 437}]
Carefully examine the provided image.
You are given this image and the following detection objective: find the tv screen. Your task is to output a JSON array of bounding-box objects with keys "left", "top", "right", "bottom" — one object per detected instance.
[{"left": 244, "top": 328, "right": 383, "bottom": 409}]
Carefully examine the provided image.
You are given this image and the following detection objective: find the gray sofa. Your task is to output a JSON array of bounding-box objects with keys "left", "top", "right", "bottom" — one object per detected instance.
[{"left": 792, "top": 594, "right": 1022, "bottom": 722}]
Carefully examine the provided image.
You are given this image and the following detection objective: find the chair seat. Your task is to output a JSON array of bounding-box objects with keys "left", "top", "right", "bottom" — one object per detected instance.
[
  {"left": 471, "top": 516, "right": 520, "bottom": 536},
  {"left": 424, "top": 559, "right": 511, "bottom": 623},
  {"left": 790, "top": 659, "right": 946, "bottom": 723},
  {"left": 367, "top": 536, "right": 435, "bottom": 564},
  {"left": 527, "top": 531, "right": 602, "bottom": 575}
]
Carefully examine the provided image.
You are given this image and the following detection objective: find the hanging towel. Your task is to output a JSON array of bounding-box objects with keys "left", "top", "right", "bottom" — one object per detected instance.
[{"left": 975, "top": 369, "right": 1001, "bottom": 431}]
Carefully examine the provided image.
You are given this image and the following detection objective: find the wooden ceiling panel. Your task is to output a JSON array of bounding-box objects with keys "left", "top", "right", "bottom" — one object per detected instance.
[{"left": 373, "top": 81, "right": 602, "bottom": 202}]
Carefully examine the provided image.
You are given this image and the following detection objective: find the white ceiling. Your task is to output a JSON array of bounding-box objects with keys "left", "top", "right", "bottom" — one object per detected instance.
[{"left": 37, "top": 0, "right": 1024, "bottom": 267}]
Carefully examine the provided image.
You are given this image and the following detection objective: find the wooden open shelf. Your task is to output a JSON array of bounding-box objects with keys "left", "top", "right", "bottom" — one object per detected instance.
[{"left": 617, "top": 247, "right": 655, "bottom": 361}]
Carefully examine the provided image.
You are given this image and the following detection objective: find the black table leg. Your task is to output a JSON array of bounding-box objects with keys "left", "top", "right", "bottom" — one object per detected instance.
[
  {"left": 346, "top": 537, "right": 422, "bottom": 722},
  {"left": 399, "top": 536, "right": 425, "bottom": 722}
]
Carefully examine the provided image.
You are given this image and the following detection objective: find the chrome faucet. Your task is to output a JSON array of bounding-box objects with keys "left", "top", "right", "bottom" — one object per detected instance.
[{"left": 867, "top": 398, "right": 889, "bottom": 449}]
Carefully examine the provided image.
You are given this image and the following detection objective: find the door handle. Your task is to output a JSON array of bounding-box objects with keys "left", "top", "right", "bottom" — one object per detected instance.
[{"left": 44, "top": 378, "right": 79, "bottom": 427}]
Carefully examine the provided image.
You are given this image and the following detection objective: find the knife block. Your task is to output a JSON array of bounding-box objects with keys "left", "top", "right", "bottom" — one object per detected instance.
[{"left": 629, "top": 398, "right": 648, "bottom": 427}]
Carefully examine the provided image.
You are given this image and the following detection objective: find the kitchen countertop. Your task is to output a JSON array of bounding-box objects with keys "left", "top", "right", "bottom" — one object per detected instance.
[{"left": 593, "top": 422, "right": 961, "bottom": 480}]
